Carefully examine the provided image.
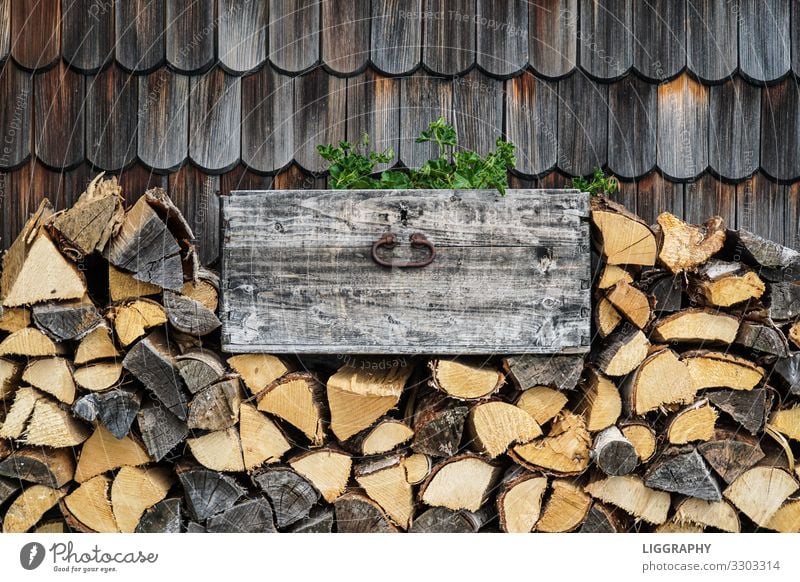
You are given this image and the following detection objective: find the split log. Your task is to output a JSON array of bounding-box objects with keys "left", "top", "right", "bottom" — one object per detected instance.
[
  {"left": 594, "top": 328, "right": 649, "bottom": 376},
  {"left": 24, "top": 399, "right": 91, "bottom": 447},
  {"left": 182, "top": 268, "right": 219, "bottom": 311},
  {"left": 75, "top": 426, "right": 150, "bottom": 482},
  {"left": 590, "top": 197, "right": 657, "bottom": 265},
  {"left": 598, "top": 264, "right": 633, "bottom": 289},
  {"left": 684, "top": 350, "right": 764, "bottom": 392},
  {"left": 768, "top": 406, "right": 800, "bottom": 441},
  {"left": 575, "top": 369, "right": 621, "bottom": 432},
  {"left": 163, "top": 290, "right": 221, "bottom": 336},
  {"left": 123, "top": 330, "right": 188, "bottom": 420},
  {"left": 111, "top": 466, "right": 173, "bottom": 533},
  {"left": 177, "top": 465, "right": 244, "bottom": 522},
  {"left": 328, "top": 362, "right": 411, "bottom": 440},
  {"left": 111, "top": 299, "right": 167, "bottom": 347},
  {"left": 32, "top": 298, "right": 102, "bottom": 341},
  {"left": 620, "top": 348, "right": 695, "bottom": 415},
  {"left": 72, "top": 387, "right": 141, "bottom": 439},
  {"left": 584, "top": 475, "right": 671, "bottom": 525},
  {"left": 0, "top": 477, "right": 19, "bottom": 506},
  {"left": 411, "top": 393, "right": 469, "bottom": 457},
  {"left": 355, "top": 419, "right": 414, "bottom": 456},
  {"left": 239, "top": 403, "right": 291, "bottom": 469},
  {"left": 592, "top": 426, "right": 638, "bottom": 476},
  {"left": 723, "top": 466, "right": 798, "bottom": 527},
  {"left": 644, "top": 448, "right": 722, "bottom": 501},
  {"left": 503, "top": 354, "right": 584, "bottom": 391},
  {"left": 429, "top": 359, "right": 505, "bottom": 400},
  {"left": 0, "top": 307, "right": 31, "bottom": 332},
  {"left": 605, "top": 281, "right": 652, "bottom": 328},
  {"left": 187, "top": 377, "right": 242, "bottom": 431},
  {"left": 227, "top": 354, "right": 292, "bottom": 395},
  {"left": 735, "top": 320, "right": 790, "bottom": 357},
  {"left": 674, "top": 498, "right": 740, "bottom": 533},
  {"left": 137, "top": 400, "right": 189, "bottom": 461},
  {"left": 419, "top": 454, "right": 501, "bottom": 512},
  {"left": 74, "top": 324, "right": 120, "bottom": 364},
  {"left": 175, "top": 349, "right": 226, "bottom": 394},
  {"left": 253, "top": 467, "right": 319, "bottom": 529},
  {"left": 256, "top": 372, "right": 325, "bottom": 445},
  {"left": 725, "top": 228, "right": 800, "bottom": 282},
  {"left": 402, "top": 453, "right": 432, "bottom": 485},
  {"left": 536, "top": 480, "right": 592, "bottom": 532},
  {"left": 289, "top": 449, "right": 352, "bottom": 503},
  {"left": 595, "top": 296, "right": 622, "bottom": 337},
  {"left": 355, "top": 456, "right": 414, "bottom": 529},
  {"left": 73, "top": 362, "right": 124, "bottom": 392},
  {"left": 187, "top": 428, "right": 245, "bottom": 472},
  {"left": 693, "top": 267, "right": 765, "bottom": 307},
  {"left": 1, "top": 200, "right": 53, "bottom": 297},
  {"left": 334, "top": 492, "right": 398, "bottom": 533},
  {"left": 0, "top": 447, "right": 74, "bottom": 488},
  {"left": 2, "top": 484, "right": 65, "bottom": 533},
  {"left": 515, "top": 386, "right": 568, "bottom": 425},
  {"left": 766, "top": 500, "right": 800, "bottom": 533},
  {"left": 770, "top": 282, "right": 800, "bottom": 320},
  {"left": 290, "top": 507, "right": 334, "bottom": 533},
  {"left": 496, "top": 471, "right": 548, "bottom": 533},
  {"left": 22, "top": 357, "right": 76, "bottom": 404},
  {"left": 579, "top": 504, "right": 624, "bottom": 533},
  {"left": 656, "top": 213, "right": 726, "bottom": 274},
  {"left": 651, "top": 308, "right": 740, "bottom": 344},
  {"left": 510, "top": 412, "right": 591, "bottom": 475},
  {"left": 63, "top": 474, "right": 118, "bottom": 532},
  {"left": 620, "top": 422, "right": 657, "bottom": 463},
  {"left": 467, "top": 401, "right": 542, "bottom": 458},
  {"left": 698, "top": 432, "right": 765, "bottom": 484},
  {"left": 0, "top": 358, "right": 22, "bottom": 399},
  {"left": 667, "top": 400, "right": 717, "bottom": 444},
  {"left": 136, "top": 498, "right": 182, "bottom": 533},
  {"left": 706, "top": 388, "right": 770, "bottom": 435},
  {"left": 409, "top": 506, "right": 490, "bottom": 533},
  {"left": 656, "top": 521, "right": 704, "bottom": 533},
  {"left": 772, "top": 353, "right": 800, "bottom": 395},
  {"left": 0, "top": 327, "right": 66, "bottom": 356},
  {"left": 108, "top": 264, "right": 161, "bottom": 301},
  {"left": 206, "top": 498, "right": 276, "bottom": 533},
  {"left": 0, "top": 386, "right": 42, "bottom": 439},
  {"left": 644, "top": 272, "right": 684, "bottom": 313}
]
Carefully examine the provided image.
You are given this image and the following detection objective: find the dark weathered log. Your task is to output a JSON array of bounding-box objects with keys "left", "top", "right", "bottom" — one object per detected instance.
[
  {"left": 289, "top": 507, "right": 335, "bottom": 533},
  {"left": 0, "top": 447, "right": 75, "bottom": 488},
  {"left": 72, "top": 387, "right": 142, "bottom": 439},
  {"left": 769, "top": 283, "right": 800, "bottom": 321},
  {"left": 175, "top": 349, "right": 226, "bottom": 394},
  {"left": 137, "top": 400, "right": 189, "bottom": 462},
  {"left": 503, "top": 354, "right": 584, "bottom": 391},
  {"left": 735, "top": 320, "right": 790, "bottom": 357},
  {"left": 706, "top": 388, "right": 771, "bottom": 435},
  {"left": 123, "top": 330, "right": 189, "bottom": 420},
  {"left": 206, "top": 498, "right": 276, "bottom": 533},
  {"left": 411, "top": 393, "right": 469, "bottom": 458},
  {"left": 187, "top": 377, "right": 242, "bottom": 431},
  {"left": 643, "top": 273, "right": 684, "bottom": 313},
  {"left": 334, "top": 492, "right": 398, "bottom": 533},
  {"left": 410, "top": 506, "right": 491, "bottom": 533},
  {"left": 772, "top": 354, "right": 800, "bottom": 395},
  {"left": 579, "top": 504, "right": 623, "bottom": 533},
  {"left": 253, "top": 467, "right": 320, "bottom": 529},
  {"left": 725, "top": 229, "right": 800, "bottom": 282},
  {"left": 32, "top": 299, "right": 102, "bottom": 341},
  {"left": 698, "top": 433, "right": 765, "bottom": 484},
  {"left": 135, "top": 498, "right": 182, "bottom": 533},
  {"left": 592, "top": 426, "right": 638, "bottom": 476},
  {"left": 644, "top": 448, "right": 722, "bottom": 501},
  {"left": 177, "top": 465, "right": 245, "bottom": 522},
  {"left": 163, "top": 290, "right": 221, "bottom": 336},
  {"left": 0, "top": 477, "right": 19, "bottom": 506},
  {"left": 186, "top": 522, "right": 207, "bottom": 533},
  {"left": 594, "top": 328, "right": 649, "bottom": 377}
]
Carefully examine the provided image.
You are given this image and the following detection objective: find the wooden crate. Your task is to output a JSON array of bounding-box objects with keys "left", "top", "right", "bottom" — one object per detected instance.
[{"left": 220, "top": 189, "right": 591, "bottom": 354}]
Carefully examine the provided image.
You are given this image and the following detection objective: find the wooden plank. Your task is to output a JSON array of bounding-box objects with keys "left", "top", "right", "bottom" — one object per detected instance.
[
  {"left": 657, "top": 74, "right": 708, "bottom": 180},
  {"left": 398, "top": 74, "right": 452, "bottom": 169},
  {"left": 683, "top": 174, "right": 735, "bottom": 228},
  {"left": 423, "top": 0, "right": 476, "bottom": 75},
  {"left": 761, "top": 79, "right": 800, "bottom": 182},
  {"left": 168, "top": 166, "right": 219, "bottom": 265},
  {"left": 738, "top": 0, "right": 790, "bottom": 82},
  {"left": 221, "top": 189, "right": 590, "bottom": 354},
  {"left": 686, "top": 0, "right": 737, "bottom": 82},
  {"left": 346, "top": 70, "right": 400, "bottom": 170},
  {"left": 794, "top": 2, "right": 800, "bottom": 77},
  {"left": 86, "top": 64, "right": 138, "bottom": 171},
  {"left": 608, "top": 176, "right": 637, "bottom": 211},
  {"left": 636, "top": 173, "right": 683, "bottom": 226},
  {"left": 736, "top": 173, "right": 785, "bottom": 245},
  {"left": 633, "top": 0, "right": 686, "bottom": 81},
  {"left": 269, "top": 0, "right": 320, "bottom": 73},
  {"left": 293, "top": 68, "right": 346, "bottom": 173},
  {"left": 529, "top": 0, "right": 577, "bottom": 78},
  {"left": 61, "top": 0, "right": 114, "bottom": 72},
  {"left": 33, "top": 63, "right": 85, "bottom": 169},
  {"left": 218, "top": 0, "right": 268, "bottom": 74},
  {"left": 0, "top": 61, "right": 32, "bottom": 170},
  {"left": 371, "top": 0, "right": 421, "bottom": 75},
  {"left": 558, "top": 74, "right": 608, "bottom": 176},
  {"left": 0, "top": 0, "right": 8, "bottom": 61},
  {"left": 11, "top": 0, "right": 60, "bottom": 70},
  {"left": 241, "top": 65, "right": 293, "bottom": 173},
  {"left": 189, "top": 68, "right": 241, "bottom": 172},
  {"left": 166, "top": 0, "right": 215, "bottom": 73},
  {"left": 115, "top": 0, "right": 165, "bottom": 73},
  {"left": 608, "top": 75, "right": 656, "bottom": 179},
  {"left": 579, "top": 0, "right": 632, "bottom": 79},
  {"left": 505, "top": 72, "right": 558, "bottom": 176},
  {"left": 453, "top": 70, "right": 503, "bottom": 157},
  {"left": 322, "top": 0, "right": 370, "bottom": 75},
  {"left": 137, "top": 69, "right": 189, "bottom": 171},
  {"left": 709, "top": 78, "right": 761, "bottom": 182},
  {"left": 786, "top": 183, "right": 800, "bottom": 250},
  {"left": 476, "top": 0, "right": 527, "bottom": 77}
]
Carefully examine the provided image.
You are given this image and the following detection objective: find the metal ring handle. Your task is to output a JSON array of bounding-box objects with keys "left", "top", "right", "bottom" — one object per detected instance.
[{"left": 371, "top": 232, "right": 435, "bottom": 268}]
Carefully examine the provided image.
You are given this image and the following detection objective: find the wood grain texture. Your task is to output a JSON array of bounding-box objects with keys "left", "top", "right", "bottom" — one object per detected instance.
[
  {"left": 371, "top": 0, "right": 421, "bottom": 75},
  {"left": 241, "top": 65, "right": 294, "bottom": 173},
  {"left": 189, "top": 68, "right": 241, "bottom": 172},
  {"left": 683, "top": 174, "right": 735, "bottom": 229},
  {"left": 686, "top": 0, "right": 737, "bottom": 82},
  {"left": 322, "top": 0, "right": 370, "bottom": 75},
  {"left": 137, "top": 69, "right": 189, "bottom": 171},
  {"left": 61, "top": 0, "right": 114, "bottom": 72},
  {"left": 11, "top": 0, "right": 60, "bottom": 70},
  {"left": 166, "top": 0, "right": 214, "bottom": 73},
  {"left": 218, "top": 0, "right": 268, "bottom": 74},
  {"left": 453, "top": 70, "right": 503, "bottom": 156},
  {"left": 476, "top": 0, "right": 527, "bottom": 77},
  {"left": 709, "top": 78, "right": 761, "bottom": 182},
  {"left": 293, "top": 68, "right": 346, "bottom": 173},
  {"left": 761, "top": 79, "right": 800, "bottom": 182},
  {"left": 738, "top": 0, "right": 790, "bottom": 82},
  {"left": 115, "top": 0, "right": 165, "bottom": 72},
  {"left": 346, "top": 69, "right": 400, "bottom": 170},
  {"left": 529, "top": 0, "right": 577, "bottom": 78},
  {"left": 0, "top": 61, "right": 33, "bottom": 169},
  {"left": 399, "top": 73, "right": 452, "bottom": 169},
  {"left": 657, "top": 74, "right": 708, "bottom": 180},
  {"left": 636, "top": 172, "right": 683, "bottom": 226},
  {"left": 34, "top": 62, "right": 85, "bottom": 169},
  {"left": 269, "top": 0, "right": 320, "bottom": 73},
  {"left": 788, "top": 183, "right": 800, "bottom": 250},
  {"left": 558, "top": 73, "right": 608, "bottom": 176},
  {"left": 608, "top": 75, "right": 656, "bottom": 179},
  {"left": 86, "top": 64, "right": 138, "bottom": 171},
  {"left": 168, "top": 165, "right": 220, "bottom": 265},
  {"left": 633, "top": 0, "right": 685, "bottom": 81},
  {"left": 506, "top": 72, "right": 558, "bottom": 176},
  {"left": 221, "top": 189, "right": 590, "bottom": 354},
  {"left": 736, "top": 173, "right": 785, "bottom": 245},
  {"left": 579, "top": 0, "right": 632, "bottom": 79},
  {"left": 423, "top": 0, "right": 475, "bottom": 75},
  {"left": 0, "top": 0, "right": 8, "bottom": 61}
]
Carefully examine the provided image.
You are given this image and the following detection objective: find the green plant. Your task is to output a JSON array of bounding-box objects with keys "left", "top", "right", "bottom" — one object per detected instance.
[
  {"left": 572, "top": 167, "right": 620, "bottom": 196},
  {"left": 317, "top": 118, "right": 516, "bottom": 195}
]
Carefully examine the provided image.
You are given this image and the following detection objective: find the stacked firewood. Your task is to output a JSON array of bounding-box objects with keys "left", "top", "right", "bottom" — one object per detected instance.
[{"left": 0, "top": 178, "right": 798, "bottom": 533}]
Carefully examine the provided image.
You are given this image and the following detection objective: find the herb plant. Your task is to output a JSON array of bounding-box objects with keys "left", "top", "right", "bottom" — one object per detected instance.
[
  {"left": 317, "top": 118, "right": 516, "bottom": 195},
  {"left": 572, "top": 167, "right": 620, "bottom": 196}
]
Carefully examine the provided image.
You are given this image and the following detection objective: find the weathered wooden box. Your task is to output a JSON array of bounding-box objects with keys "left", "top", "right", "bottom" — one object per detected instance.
[{"left": 220, "top": 189, "right": 590, "bottom": 354}]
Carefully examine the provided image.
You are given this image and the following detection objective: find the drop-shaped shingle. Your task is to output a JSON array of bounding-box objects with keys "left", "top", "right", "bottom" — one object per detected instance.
[
  {"left": 137, "top": 68, "right": 189, "bottom": 171},
  {"left": 116, "top": 0, "right": 165, "bottom": 73},
  {"left": 709, "top": 77, "right": 760, "bottom": 181},
  {"left": 684, "top": 173, "right": 735, "bottom": 227},
  {"left": 505, "top": 71, "right": 558, "bottom": 176},
  {"left": 11, "top": 0, "right": 61, "bottom": 71},
  {"left": 0, "top": 61, "right": 33, "bottom": 170},
  {"left": 61, "top": 0, "right": 114, "bottom": 73},
  {"left": 423, "top": 0, "right": 476, "bottom": 76},
  {"left": 761, "top": 79, "right": 800, "bottom": 182},
  {"left": 686, "top": 0, "right": 737, "bottom": 82},
  {"left": 86, "top": 64, "right": 138, "bottom": 171},
  {"left": 241, "top": 65, "right": 294, "bottom": 173},
  {"left": 453, "top": 70, "right": 503, "bottom": 156},
  {"left": 579, "top": 0, "right": 632, "bottom": 80},
  {"left": 293, "top": 68, "right": 346, "bottom": 173},
  {"left": 269, "top": 0, "right": 320, "bottom": 73},
  {"left": 0, "top": 1, "right": 9, "bottom": 61},
  {"left": 636, "top": 172, "right": 684, "bottom": 226},
  {"left": 529, "top": 0, "right": 577, "bottom": 79},
  {"left": 346, "top": 69, "right": 400, "bottom": 170},
  {"left": 2, "top": 161, "right": 51, "bottom": 244},
  {"left": 476, "top": 0, "right": 528, "bottom": 78},
  {"left": 558, "top": 72, "right": 608, "bottom": 177},
  {"left": 189, "top": 68, "right": 242, "bottom": 173},
  {"left": 738, "top": 0, "right": 790, "bottom": 83},
  {"left": 657, "top": 74, "right": 708, "bottom": 181},
  {"left": 322, "top": 0, "right": 370, "bottom": 75},
  {"left": 34, "top": 62, "right": 85, "bottom": 169},
  {"left": 398, "top": 73, "right": 453, "bottom": 169},
  {"left": 218, "top": 0, "right": 268, "bottom": 74},
  {"left": 166, "top": 0, "right": 215, "bottom": 74},
  {"left": 371, "top": 0, "right": 422, "bottom": 75},
  {"left": 737, "top": 173, "right": 785, "bottom": 244},
  {"left": 608, "top": 75, "right": 656, "bottom": 179},
  {"left": 633, "top": 0, "right": 686, "bottom": 81}
]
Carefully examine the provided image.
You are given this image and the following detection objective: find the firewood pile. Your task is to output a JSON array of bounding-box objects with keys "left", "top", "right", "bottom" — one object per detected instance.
[{"left": 0, "top": 177, "right": 798, "bottom": 533}]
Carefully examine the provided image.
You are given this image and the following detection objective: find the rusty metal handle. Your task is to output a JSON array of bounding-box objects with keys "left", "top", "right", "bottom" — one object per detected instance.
[{"left": 371, "top": 232, "right": 435, "bottom": 268}]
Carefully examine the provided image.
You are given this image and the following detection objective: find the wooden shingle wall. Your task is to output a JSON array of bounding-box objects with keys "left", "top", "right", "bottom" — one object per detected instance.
[{"left": 1, "top": 0, "right": 800, "bottom": 265}]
